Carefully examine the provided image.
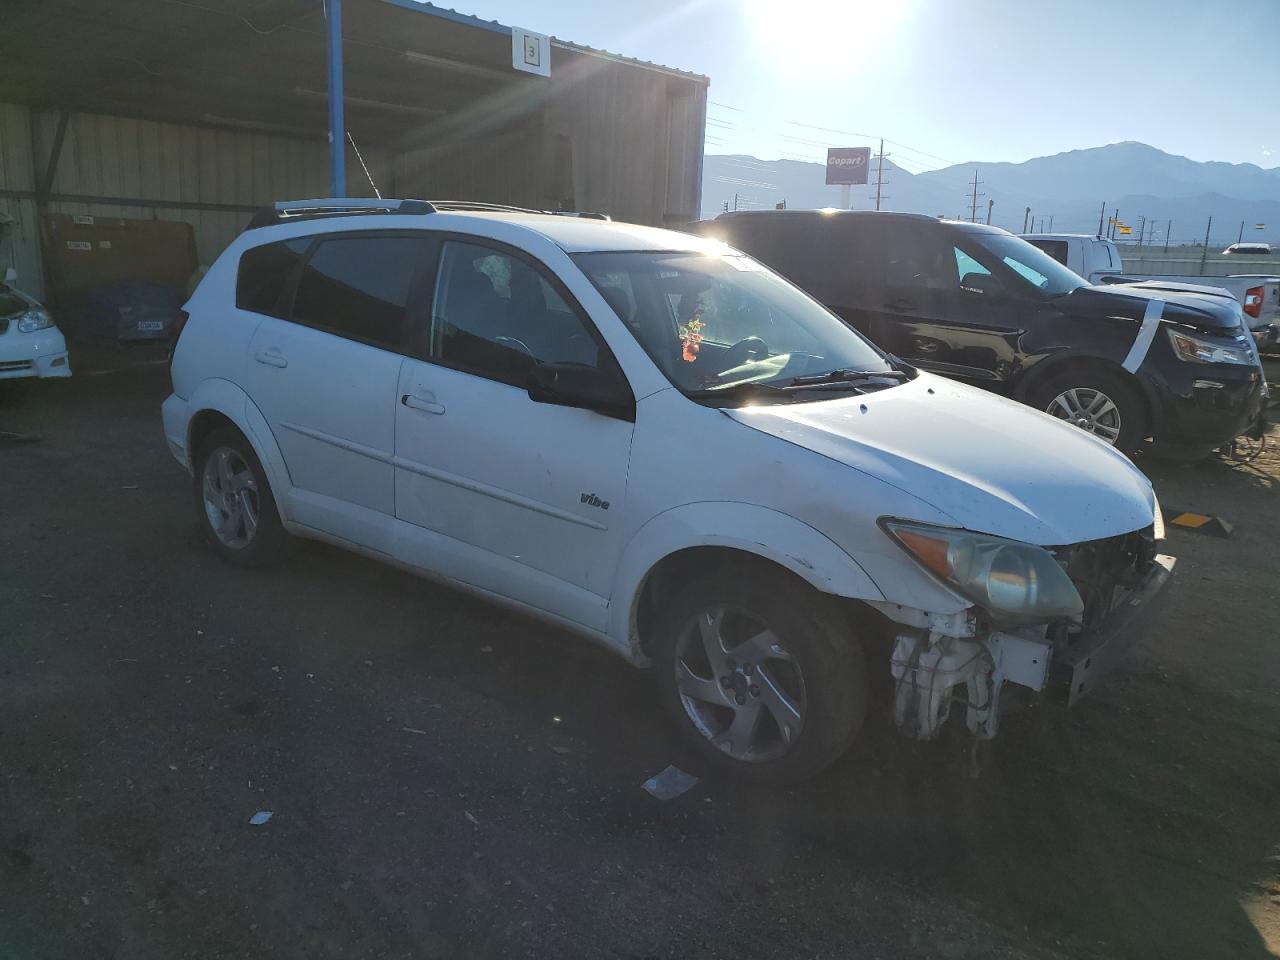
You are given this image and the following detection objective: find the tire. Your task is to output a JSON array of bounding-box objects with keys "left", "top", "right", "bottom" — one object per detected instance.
[
  {"left": 1030, "top": 367, "right": 1148, "bottom": 453},
  {"left": 192, "top": 425, "right": 288, "bottom": 567},
  {"left": 653, "top": 567, "right": 868, "bottom": 784}
]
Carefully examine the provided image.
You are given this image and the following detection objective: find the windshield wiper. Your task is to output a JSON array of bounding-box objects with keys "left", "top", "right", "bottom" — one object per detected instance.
[
  {"left": 784, "top": 368, "right": 909, "bottom": 387},
  {"left": 684, "top": 381, "right": 788, "bottom": 402}
]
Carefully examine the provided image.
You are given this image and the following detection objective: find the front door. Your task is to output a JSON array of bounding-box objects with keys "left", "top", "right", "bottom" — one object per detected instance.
[
  {"left": 393, "top": 237, "right": 635, "bottom": 631},
  {"left": 849, "top": 221, "right": 1025, "bottom": 384},
  {"left": 245, "top": 233, "right": 431, "bottom": 544}
]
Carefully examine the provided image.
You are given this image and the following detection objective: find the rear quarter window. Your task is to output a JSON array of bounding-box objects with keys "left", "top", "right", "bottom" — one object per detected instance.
[{"left": 236, "top": 238, "right": 310, "bottom": 317}]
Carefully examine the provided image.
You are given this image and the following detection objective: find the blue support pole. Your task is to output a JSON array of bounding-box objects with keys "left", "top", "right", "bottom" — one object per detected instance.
[{"left": 326, "top": 0, "right": 346, "bottom": 197}]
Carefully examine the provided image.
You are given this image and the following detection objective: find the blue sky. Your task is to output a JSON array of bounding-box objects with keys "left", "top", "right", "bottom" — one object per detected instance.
[{"left": 443, "top": 0, "right": 1278, "bottom": 172}]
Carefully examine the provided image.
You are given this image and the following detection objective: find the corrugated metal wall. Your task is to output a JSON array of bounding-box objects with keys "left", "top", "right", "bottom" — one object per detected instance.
[
  {"left": 1, "top": 52, "right": 706, "bottom": 302},
  {"left": 0, "top": 102, "right": 385, "bottom": 301},
  {"left": 392, "top": 48, "right": 707, "bottom": 227},
  {"left": 0, "top": 103, "right": 43, "bottom": 299}
]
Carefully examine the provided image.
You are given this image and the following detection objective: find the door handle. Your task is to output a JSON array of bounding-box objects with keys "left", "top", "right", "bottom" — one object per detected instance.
[
  {"left": 401, "top": 392, "right": 445, "bottom": 415},
  {"left": 253, "top": 350, "right": 288, "bottom": 368},
  {"left": 883, "top": 298, "right": 917, "bottom": 312}
]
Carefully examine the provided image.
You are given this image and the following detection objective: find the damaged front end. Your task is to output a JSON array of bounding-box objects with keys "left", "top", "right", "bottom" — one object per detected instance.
[{"left": 871, "top": 521, "right": 1175, "bottom": 742}]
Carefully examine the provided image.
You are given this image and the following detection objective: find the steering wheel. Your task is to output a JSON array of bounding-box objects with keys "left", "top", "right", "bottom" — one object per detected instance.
[{"left": 720, "top": 336, "right": 769, "bottom": 370}]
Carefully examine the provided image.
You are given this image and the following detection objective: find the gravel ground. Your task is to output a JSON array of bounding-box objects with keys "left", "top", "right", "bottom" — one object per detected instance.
[{"left": 1, "top": 361, "right": 1278, "bottom": 959}]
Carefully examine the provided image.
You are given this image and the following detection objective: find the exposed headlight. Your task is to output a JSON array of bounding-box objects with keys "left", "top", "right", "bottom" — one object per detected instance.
[
  {"left": 16, "top": 308, "right": 54, "bottom": 333},
  {"left": 1167, "top": 328, "right": 1253, "bottom": 365},
  {"left": 881, "top": 519, "right": 1084, "bottom": 621}
]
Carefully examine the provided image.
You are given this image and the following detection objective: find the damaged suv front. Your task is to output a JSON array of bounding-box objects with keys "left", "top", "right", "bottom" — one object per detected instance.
[{"left": 875, "top": 514, "right": 1173, "bottom": 741}]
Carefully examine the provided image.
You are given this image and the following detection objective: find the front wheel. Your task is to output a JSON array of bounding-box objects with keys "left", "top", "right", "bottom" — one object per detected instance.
[
  {"left": 1031, "top": 368, "right": 1148, "bottom": 453},
  {"left": 653, "top": 568, "right": 867, "bottom": 784}
]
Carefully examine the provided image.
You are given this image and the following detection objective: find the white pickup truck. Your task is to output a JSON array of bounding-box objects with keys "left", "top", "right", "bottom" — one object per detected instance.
[{"left": 1022, "top": 233, "right": 1280, "bottom": 346}]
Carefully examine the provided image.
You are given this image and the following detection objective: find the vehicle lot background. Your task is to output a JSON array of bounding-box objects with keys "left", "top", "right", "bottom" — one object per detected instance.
[{"left": 2, "top": 360, "right": 1278, "bottom": 959}]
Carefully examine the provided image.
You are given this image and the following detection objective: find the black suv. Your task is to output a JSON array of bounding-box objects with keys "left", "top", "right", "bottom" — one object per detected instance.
[{"left": 691, "top": 210, "right": 1266, "bottom": 456}]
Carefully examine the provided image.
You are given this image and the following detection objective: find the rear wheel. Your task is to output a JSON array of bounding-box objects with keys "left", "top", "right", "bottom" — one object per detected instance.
[
  {"left": 653, "top": 567, "right": 867, "bottom": 784},
  {"left": 193, "top": 426, "right": 288, "bottom": 566},
  {"left": 1032, "top": 368, "right": 1148, "bottom": 453}
]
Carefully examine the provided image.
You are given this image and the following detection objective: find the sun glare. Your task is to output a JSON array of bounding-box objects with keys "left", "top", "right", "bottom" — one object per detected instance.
[{"left": 746, "top": 0, "right": 910, "bottom": 70}]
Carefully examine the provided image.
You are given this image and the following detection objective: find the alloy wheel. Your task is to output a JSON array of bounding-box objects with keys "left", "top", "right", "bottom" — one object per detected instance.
[
  {"left": 1046, "top": 387, "right": 1122, "bottom": 445},
  {"left": 201, "top": 446, "right": 260, "bottom": 549},
  {"left": 672, "top": 605, "right": 806, "bottom": 763}
]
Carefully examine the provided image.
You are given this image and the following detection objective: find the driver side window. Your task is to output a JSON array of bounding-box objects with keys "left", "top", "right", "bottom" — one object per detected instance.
[{"left": 429, "top": 240, "right": 603, "bottom": 387}]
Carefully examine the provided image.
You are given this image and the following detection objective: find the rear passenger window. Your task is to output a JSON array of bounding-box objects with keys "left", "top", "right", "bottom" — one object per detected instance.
[
  {"left": 1028, "top": 239, "right": 1070, "bottom": 266},
  {"left": 292, "top": 236, "right": 428, "bottom": 351},
  {"left": 236, "top": 238, "right": 309, "bottom": 317}
]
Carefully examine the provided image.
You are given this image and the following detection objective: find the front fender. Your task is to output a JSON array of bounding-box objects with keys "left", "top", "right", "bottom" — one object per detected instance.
[
  {"left": 183, "top": 378, "right": 293, "bottom": 523},
  {"left": 608, "top": 502, "right": 885, "bottom": 661}
]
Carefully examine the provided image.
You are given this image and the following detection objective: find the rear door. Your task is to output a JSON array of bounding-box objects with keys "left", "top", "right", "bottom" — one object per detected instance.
[{"left": 245, "top": 232, "right": 432, "bottom": 544}]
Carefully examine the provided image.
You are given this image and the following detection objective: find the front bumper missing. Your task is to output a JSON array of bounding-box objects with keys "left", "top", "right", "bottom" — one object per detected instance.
[
  {"left": 1053, "top": 553, "right": 1176, "bottom": 706},
  {"left": 882, "top": 553, "right": 1176, "bottom": 741}
]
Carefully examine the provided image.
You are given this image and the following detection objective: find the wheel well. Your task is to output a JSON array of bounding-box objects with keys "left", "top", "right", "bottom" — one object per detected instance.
[
  {"left": 633, "top": 547, "right": 823, "bottom": 659},
  {"left": 632, "top": 546, "right": 894, "bottom": 678},
  {"left": 1015, "top": 356, "right": 1154, "bottom": 425},
  {"left": 187, "top": 409, "right": 241, "bottom": 464}
]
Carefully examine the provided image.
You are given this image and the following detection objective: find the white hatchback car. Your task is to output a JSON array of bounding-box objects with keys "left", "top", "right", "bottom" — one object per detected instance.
[{"left": 163, "top": 199, "right": 1174, "bottom": 783}]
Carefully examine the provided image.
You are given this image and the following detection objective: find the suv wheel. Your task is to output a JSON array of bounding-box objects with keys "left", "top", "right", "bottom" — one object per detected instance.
[
  {"left": 194, "top": 426, "right": 288, "bottom": 566},
  {"left": 654, "top": 568, "right": 867, "bottom": 784},
  {"left": 1032, "top": 368, "right": 1147, "bottom": 452}
]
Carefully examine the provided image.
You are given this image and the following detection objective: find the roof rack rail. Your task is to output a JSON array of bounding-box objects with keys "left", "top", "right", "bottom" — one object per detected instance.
[
  {"left": 246, "top": 198, "right": 436, "bottom": 229},
  {"left": 244, "top": 197, "right": 614, "bottom": 230},
  {"left": 427, "top": 200, "right": 544, "bottom": 214},
  {"left": 551, "top": 210, "right": 611, "bottom": 221}
]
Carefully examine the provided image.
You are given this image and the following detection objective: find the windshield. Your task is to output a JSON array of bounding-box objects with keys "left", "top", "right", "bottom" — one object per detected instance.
[
  {"left": 963, "top": 233, "right": 1086, "bottom": 297},
  {"left": 573, "top": 250, "right": 893, "bottom": 397}
]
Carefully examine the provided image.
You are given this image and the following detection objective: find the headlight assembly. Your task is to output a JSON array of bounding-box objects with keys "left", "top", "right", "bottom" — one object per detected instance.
[
  {"left": 17, "top": 308, "right": 54, "bottom": 333},
  {"left": 880, "top": 518, "right": 1083, "bottom": 621},
  {"left": 1167, "top": 328, "right": 1254, "bottom": 366}
]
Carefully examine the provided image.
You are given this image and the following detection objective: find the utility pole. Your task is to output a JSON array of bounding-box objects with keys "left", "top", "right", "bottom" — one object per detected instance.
[
  {"left": 1199, "top": 216, "right": 1212, "bottom": 276},
  {"left": 967, "top": 170, "right": 985, "bottom": 223},
  {"left": 1109, "top": 208, "right": 1119, "bottom": 240},
  {"left": 986, "top": 198, "right": 994, "bottom": 225},
  {"left": 1048, "top": 215, "right": 1054, "bottom": 232},
  {"left": 872, "top": 139, "right": 888, "bottom": 211},
  {"left": 1238, "top": 220, "right": 1245, "bottom": 244},
  {"left": 1164, "top": 219, "right": 1172, "bottom": 252},
  {"left": 1097, "top": 201, "right": 1106, "bottom": 236},
  {"left": 1023, "top": 207, "right": 1031, "bottom": 232},
  {"left": 1137, "top": 215, "right": 1145, "bottom": 246},
  {"left": 733, "top": 192, "right": 740, "bottom": 212}
]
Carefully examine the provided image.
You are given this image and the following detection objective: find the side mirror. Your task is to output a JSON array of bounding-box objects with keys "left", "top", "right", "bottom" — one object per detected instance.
[
  {"left": 2, "top": 267, "right": 15, "bottom": 286},
  {"left": 528, "top": 362, "right": 635, "bottom": 421}
]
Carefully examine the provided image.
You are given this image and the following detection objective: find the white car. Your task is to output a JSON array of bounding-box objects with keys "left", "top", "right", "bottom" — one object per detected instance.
[
  {"left": 162, "top": 199, "right": 1174, "bottom": 783},
  {"left": 0, "top": 282, "right": 71, "bottom": 380}
]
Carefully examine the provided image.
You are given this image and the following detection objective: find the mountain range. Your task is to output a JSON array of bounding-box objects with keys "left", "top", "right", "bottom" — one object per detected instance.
[{"left": 701, "top": 142, "right": 1280, "bottom": 246}]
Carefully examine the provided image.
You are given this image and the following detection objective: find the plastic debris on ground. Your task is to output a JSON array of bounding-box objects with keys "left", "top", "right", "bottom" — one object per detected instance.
[
  {"left": 248, "top": 811, "right": 273, "bottom": 825},
  {"left": 641, "top": 765, "right": 699, "bottom": 800}
]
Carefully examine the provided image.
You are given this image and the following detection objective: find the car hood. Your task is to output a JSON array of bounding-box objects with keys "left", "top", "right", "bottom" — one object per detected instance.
[
  {"left": 727, "top": 374, "right": 1156, "bottom": 546},
  {"left": 1065, "top": 282, "right": 1242, "bottom": 333}
]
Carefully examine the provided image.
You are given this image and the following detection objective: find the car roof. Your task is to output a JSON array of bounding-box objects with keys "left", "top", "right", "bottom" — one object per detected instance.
[
  {"left": 708, "top": 209, "right": 1012, "bottom": 237},
  {"left": 443, "top": 211, "right": 722, "bottom": 254}
]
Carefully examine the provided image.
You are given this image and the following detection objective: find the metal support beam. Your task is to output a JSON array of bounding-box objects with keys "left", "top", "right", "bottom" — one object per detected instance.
[
  {"left": 0, "top": 189, "right": 259, "bottom": 215},
  {"left": 326, "top": 0, "right": 346, "bottom": 198},
  {"left": 39, "top": 111, "right": 71, "bottom": 197}
]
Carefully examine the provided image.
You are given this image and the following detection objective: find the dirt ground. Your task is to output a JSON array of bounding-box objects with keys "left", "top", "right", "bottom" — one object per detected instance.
[{"left": 2, "top": 355, "right": 1278, "bottom": 959}]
